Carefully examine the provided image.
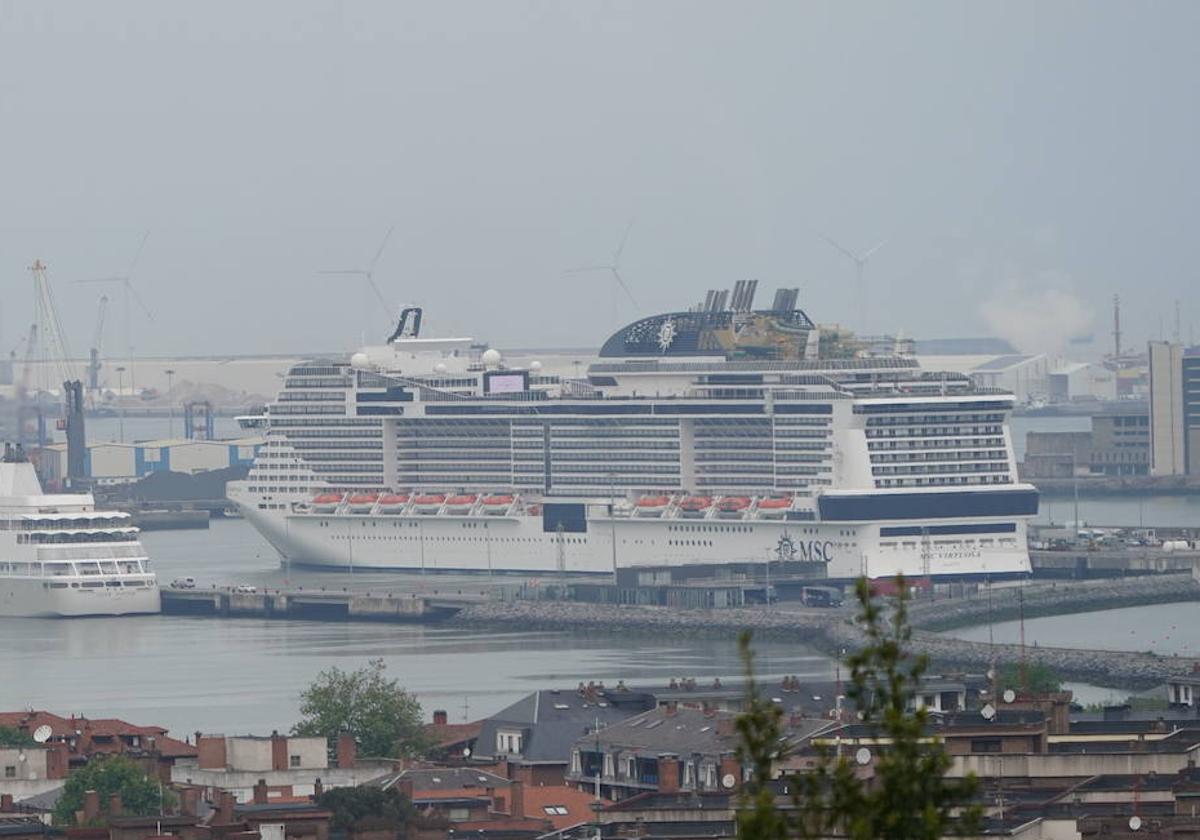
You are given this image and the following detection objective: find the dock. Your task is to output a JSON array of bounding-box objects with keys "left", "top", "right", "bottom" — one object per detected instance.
[{"left": 161, "top": 587, "right": 482, "bottom": 623}]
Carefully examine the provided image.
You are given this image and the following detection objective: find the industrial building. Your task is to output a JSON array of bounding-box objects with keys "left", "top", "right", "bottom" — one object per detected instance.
[
  {"left": 1021, "top": 410, "right": 1150, "bottom": 479},
  {"left": 37, "top": 436, "right": 263, "bottom": 485},
  {"left": 1149, "top": 341, "right": 1200, "bottom": 476}
]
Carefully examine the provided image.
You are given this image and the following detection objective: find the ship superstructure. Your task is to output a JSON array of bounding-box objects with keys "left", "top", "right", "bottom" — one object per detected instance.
[
  {"left": 0, "top": 445, "right": 160, "bottom": 617},
  {"left": 228, "top": 293, "right": 1037, "bottom": 580}
]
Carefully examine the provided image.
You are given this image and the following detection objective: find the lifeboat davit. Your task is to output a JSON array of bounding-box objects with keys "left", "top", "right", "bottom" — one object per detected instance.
[
  {"left": 756, "top": 497, "right": 793, "bottom": 518},
  {"left": 635, "top": 495, "right": 671, "bottom": 517},
  {"left": 412, "top": 494, "right": 446, "bottom": 513},
  {"left": 444, "top": 494, "right": 478, "bottom": 513},
  {"left": 311, "top": 493, "right": 343, "bottom": 513},
  {"left": 481, "top": 494, "right": 515, "bottom": 514},
  {"left": 717, "top": 496, "right": 751, "bottom": 518},
  {"left": 378, "top": 494, "right": 410, "bottom": 513},
  {"left": 678, "top": 496, "right": 713, "bottom": 518}
]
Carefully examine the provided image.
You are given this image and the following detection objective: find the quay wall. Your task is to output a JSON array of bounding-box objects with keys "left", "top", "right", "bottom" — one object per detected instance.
[{"left": 453, "top": 575, "right": 1200, "bottom": 690}]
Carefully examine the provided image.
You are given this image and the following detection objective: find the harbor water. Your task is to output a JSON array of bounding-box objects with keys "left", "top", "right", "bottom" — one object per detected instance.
[{"left": 0, "top": 519, "right": 833, "bottom": 736}]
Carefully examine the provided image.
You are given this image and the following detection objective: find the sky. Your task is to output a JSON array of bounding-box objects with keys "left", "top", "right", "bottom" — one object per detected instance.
[{"left": 1, "top": 0, "right": 1197, "bottom": 358}]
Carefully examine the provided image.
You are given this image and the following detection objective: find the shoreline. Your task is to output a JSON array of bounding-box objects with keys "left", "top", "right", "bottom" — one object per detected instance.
[{"left": 451, "top": 575, "right": 1200, "bottom": 691}]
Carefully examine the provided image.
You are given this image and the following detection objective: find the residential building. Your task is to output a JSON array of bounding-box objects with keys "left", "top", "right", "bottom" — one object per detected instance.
[
  {"left": 171, "top": 733, "right": 389, "bottom": 801},
  {"left": 1149, "top": 341, "right": 1200, "bottom": 477},
  {"left": 565, "top": 706, "right": 832, "bottom": 801},
  {"left": 473, "top": 689, "right": 655, "bottom": 786}
]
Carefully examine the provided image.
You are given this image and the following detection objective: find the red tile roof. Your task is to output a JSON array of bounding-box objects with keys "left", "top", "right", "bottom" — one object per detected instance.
[
  {"left": 0, "top": 710, "right": 196, "bottom": 759},
  {"left": 518, "top": 785, "right": 606, "bottom": 830}
]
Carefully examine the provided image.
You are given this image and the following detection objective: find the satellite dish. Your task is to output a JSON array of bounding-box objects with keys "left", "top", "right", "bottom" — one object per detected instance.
[
  {"left": 721, "top": 774, "right": 736, "bottom": 789},
  {"left": 33, "top": 725, "right": 52, "bottom": 744},
  {"left": 1002, "top": 689, "right": 1017, "bottom": 704},
  {"left": 1129, "top": 815, "right": 1142, "bottom": 831},
  {"left": 986, "top": 669, "right": 996, "bottom": 682},
  {"left": 462, "top": 747, "right": 472, "bottom": 758},
  {"left": 855, "top": 747, "right": 872, "bottom": 766},
  {"left": 980, "top": 704, "right": 996, "bottom": 721}
]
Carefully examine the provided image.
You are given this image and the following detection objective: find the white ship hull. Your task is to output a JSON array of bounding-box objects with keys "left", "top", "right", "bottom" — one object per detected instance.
[
  {"left": 233, "top": 491, "right": 1030, "bottom": 581},
  {"left": 0, "top": 576, "right": 161, "bottom": 618}
]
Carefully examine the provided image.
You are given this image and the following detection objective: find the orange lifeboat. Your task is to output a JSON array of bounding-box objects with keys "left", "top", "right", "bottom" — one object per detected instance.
[
  {"left": 444, "top": 494, "right": 478, "bottom": 513},
  {"left": 481, "top": 494, "right": 515, "bottom": 514},
  {"left": 635, "top": 495, "right": 671, "bottom": 517},
  {"left": 347, "top": 493, "right": 379, "bottom": 513},
  {"left": 311, "top": 493, "right": 343, "bottom": 513},
  {"left": 413, "top": 494, "right": 446, "bottom": 513},
  {"left": 378, "top": 494, "right": 410, "bottom": 513},
  {"left": 717, "top": 496, "right": 751, "bottom": 518},
  {"left": 678, "top": 496, "right": 713, "bottom": 517},
  {"left": 756, "top": 497, "right": 793, "bottom": 518}
]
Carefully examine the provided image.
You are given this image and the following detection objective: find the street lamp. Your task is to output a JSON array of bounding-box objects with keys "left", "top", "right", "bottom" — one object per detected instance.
[
  {"left": 115, "top": 366, "right": 126, "bottom": 443},
  {"left": 164, "top": 368, "right": 176, "bottom": 438}
]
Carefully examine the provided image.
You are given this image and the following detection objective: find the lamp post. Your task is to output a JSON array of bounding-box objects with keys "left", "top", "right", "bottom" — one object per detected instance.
[
  {"left": 165, "top": 368, "right": 175, "bottom": 438},
  {"left": 115, "top": 366, "right": 126, "bottom": 443}
]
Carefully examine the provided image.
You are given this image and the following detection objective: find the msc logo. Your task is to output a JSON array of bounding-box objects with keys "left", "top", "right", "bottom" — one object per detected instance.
[{"left": 776, "top": 533, "right": 834, "bottom": 564}]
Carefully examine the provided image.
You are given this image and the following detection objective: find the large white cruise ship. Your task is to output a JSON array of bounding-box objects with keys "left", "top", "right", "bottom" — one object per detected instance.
[
  {"left": 0, "top": 444, "right": 160, "bottom": 617},
  {"left": 228, "top": 285, "right": 1038, "bottom": 581}
]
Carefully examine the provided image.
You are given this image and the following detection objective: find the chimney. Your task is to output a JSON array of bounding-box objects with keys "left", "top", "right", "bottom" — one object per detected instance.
[
  {"left": 216, "top": 791, "right": 236, "bottom": 824},
  {"left": 509, "top": 780, "right": 525, "bottom": 818},
  {"left": 716, "top": 717, "right": 736, "bottom": 739},
  {"left": 719, "top": 755, "right": 741, "bottom": 792},
  {"left": 657, "top": 756, "right": 680, "bottom": 794},
  {"left": 398, "top": 779, "right": 415, "bottom": 802},
  {"left": 83, "top": 790, "right": 101, "bottom": 822},
  {"left": 253, "top": 779, "right": 269, "bottom": 805},
  {"left": 336, "top": 733, "right": 357, "bottom": 769},
  {"left": 1, "top": 794, "right": 14, "bottom": 812},
  {"left": 313, "top": 778, "right": 324, "bottom": 800},
  {"left": 109, "top": 794, "right": 123, "bottom": 817},
  {"left": 180, "top": 789, "right": 200, "bottom": 817},
  {"left": 433, "top": 710, "right": 448, "bottom": 726},
  {"left": 271, "top": 731, "right": 288, "bottom": 772}
]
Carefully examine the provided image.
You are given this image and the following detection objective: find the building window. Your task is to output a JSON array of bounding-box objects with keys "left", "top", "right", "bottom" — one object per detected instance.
[
  {"left": 4, "top": 766, "right": 15, "bottom": 778},
  {"left": 290, "top": 755, "right": 301, "bottom": 768},
  {"left": 970, "top": 739, "right": 1002, "bottom": 753}
]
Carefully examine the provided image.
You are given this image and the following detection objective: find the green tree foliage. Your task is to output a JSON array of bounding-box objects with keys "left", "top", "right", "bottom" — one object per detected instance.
[
  {"left": 52, "top": 755, "right": 172, "bottom": 826},
  {"left": 0, "top": 727, "right": 35, "bottom": 747},
  {"left": 737, "top": 576, "right": 981, "bottom": 840},
  {"left": 998, "top": 662, "right": 1061, "bottom": 695},
  {"left": 317, "top": 785, "right": 415, "bottom": 835},
  {"left": 294, "top": 658, "right": 430, "bottom": 759}
]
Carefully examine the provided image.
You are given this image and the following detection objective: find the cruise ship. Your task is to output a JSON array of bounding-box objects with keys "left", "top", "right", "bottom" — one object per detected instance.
[
  {"left": 0, "top": 445, "right": 160, "bottom": 617},
  {"left": 228, "top": 284, "right": 1038, "bottom": 581}
]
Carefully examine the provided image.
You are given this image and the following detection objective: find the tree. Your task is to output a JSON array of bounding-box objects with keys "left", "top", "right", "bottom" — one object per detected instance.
[
  {"left": 294, "top": 658, "right": 430, "bottom": 759},
  {"left": 52, "top": 755, "right": 172, "bottom": 826},
  {"left": 998, "top": 662, "right": 1061, "bottom": 695},
  {"left": 0, "top": 727, "right": 35, "bottom": 747},
  {"left": 736, "top": 576, "right": 981, "bottom": 840},
  {"left": 317, "top": 785, "right": 415, "bottom": 835}
]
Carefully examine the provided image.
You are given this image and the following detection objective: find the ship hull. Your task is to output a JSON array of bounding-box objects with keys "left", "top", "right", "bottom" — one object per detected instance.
[
  {"left": 233, "top": 494, "right": 1030, "bottom": 582},
  {"left": 0, "top": 577, "right": 161, "bottom": 618}
]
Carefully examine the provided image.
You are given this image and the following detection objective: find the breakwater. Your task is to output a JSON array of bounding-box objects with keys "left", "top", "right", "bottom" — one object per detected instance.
[{"left": 454, "top": 575, "right": 1200, "bottom": 690}]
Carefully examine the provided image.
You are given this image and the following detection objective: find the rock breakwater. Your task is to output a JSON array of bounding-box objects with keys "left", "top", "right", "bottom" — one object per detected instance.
[{"left": 455, "top": 575, "right": 1200, "bottom": 690}]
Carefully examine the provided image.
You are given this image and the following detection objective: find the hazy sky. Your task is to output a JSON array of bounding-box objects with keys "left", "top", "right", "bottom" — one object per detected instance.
[{"left": 1, "top": 1, "right": 1197, "bottom": 358}]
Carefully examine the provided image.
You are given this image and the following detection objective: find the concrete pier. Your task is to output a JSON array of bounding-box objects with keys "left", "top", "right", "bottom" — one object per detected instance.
[{"left": 161, "top": 587, "right": 476, "bottom": 623}]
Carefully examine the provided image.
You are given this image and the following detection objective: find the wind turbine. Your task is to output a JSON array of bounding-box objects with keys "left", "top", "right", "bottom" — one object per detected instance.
[
  {"left": 566, "top": 221, "right": 639, "bottom": 328},
  {"left": 76, "top": 231, "right": 153, "bottom": 395},
  {"left": 823, "top": 235, "right": 886, "bottom": 336},
  {"left": 319, "top": 227, "right": 396, "bottom": 344}
]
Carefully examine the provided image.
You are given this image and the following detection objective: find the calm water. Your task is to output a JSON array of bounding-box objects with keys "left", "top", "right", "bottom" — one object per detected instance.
[{"left": 0, "top": 520, "right": 831, "bottom": 736}]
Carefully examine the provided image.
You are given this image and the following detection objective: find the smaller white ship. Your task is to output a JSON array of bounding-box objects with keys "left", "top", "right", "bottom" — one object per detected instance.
[{"left": 0, "top": 444, "right": 160, "bottom": 618}]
